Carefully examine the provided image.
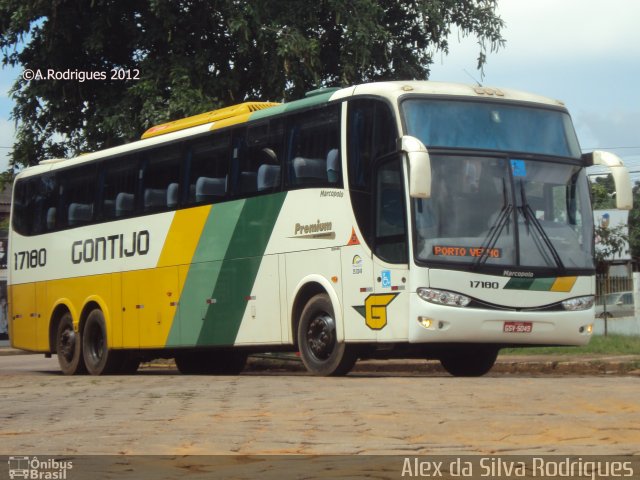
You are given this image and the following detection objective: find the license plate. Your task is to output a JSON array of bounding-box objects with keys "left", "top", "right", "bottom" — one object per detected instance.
[{"left": 503, "top": 321, "right": 533, "bottom": 333}]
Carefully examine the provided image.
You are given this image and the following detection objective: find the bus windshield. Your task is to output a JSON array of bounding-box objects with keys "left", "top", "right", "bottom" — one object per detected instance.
[
  {"left": 402, "top": 99, "right": 582, "bottom": 158},
  {"left": 413, "top": 155, "right": 594, "bottom": 271}
]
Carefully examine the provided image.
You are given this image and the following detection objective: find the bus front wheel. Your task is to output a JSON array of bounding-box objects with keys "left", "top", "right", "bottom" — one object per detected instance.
[
  {"left": 297, "top": 293, "right": 357, "bottom": 376},
  {"left": 82, "top": 309, "right": 122, "bottom": 375},
  {"left": 439, "top": 346, "right": 498, "bottom": 377},
  {"left": 56, "top": 312, "right": 86, "bottom": 375}
]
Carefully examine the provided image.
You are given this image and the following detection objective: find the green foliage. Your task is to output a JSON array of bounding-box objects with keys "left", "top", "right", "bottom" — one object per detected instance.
[
  {"left": 0, "top": 0, "right": 504, "bottom": 169},
  {"left": 502, "top": 334, "right": 640, "bottom": 356},
  {"left": 590, "top": 175, "right": 616, "bottom": 210},
  {"left": 590, "top": 173, "right": 639, "bottom": 264},
  {"left": 594, "top": 223, "right": 628, "bottom": 266},
  {"left": 627, "top": 181, "right": 640, "bottom": 258}
]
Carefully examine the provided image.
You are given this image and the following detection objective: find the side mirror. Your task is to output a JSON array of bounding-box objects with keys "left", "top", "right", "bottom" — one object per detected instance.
[
  {"left": 399, "top": 136, "right": 431, "bottom": 198},
  {"left": 583, "top": 150, "right": 633, "bottom": 210}
]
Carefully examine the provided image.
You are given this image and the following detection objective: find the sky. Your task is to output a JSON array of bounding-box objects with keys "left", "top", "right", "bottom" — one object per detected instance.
[
  {"left": 1, "top": 0, "right": 639, "bottom": 178},
  {"left": 428, "top": 0, "right": 640, "bottom": 179}
]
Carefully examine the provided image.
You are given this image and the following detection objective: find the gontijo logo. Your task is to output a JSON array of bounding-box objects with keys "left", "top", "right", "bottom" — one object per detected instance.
[
  {"left": 364, "top": 293, "right": 398, "bottom": 330},
  {"left": 8, "top": 457, "right": 73, "bottom": 479},
  {"left": 352, "top": 293, "right": 399, "bottom": 330}
]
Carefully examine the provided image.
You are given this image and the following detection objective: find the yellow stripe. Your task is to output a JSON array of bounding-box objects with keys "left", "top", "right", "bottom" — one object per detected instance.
[
  {"left": 141, "top": 102, "right": 279, "bottom": 139},
  {"left": 209, "top": 112, "right": 252, "bottom": 131},
  {"left": 154, "top": 206, "right": 212, "bottom": 348},
  {"left": 157, "top": 206, "right": 211, "bottom": 267},
  {"left": 550, "top": 276, "right": 577, "bottom": 292}
]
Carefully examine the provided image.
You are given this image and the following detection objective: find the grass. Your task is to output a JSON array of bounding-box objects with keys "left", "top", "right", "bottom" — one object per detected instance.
[{"left": 502, "top": 334, "right": 640, "bottom": 356}]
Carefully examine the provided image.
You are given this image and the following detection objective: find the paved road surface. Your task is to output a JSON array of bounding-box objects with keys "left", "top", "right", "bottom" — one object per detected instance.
[{"left": 0, "top": 354, "right": 638, "bottom": 455}]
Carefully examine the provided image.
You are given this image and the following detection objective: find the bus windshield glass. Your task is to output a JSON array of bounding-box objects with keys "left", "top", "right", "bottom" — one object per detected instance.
[
  {"left": 402, "top": 99, "right": 581, "bottom": 158},
  {"left": 413, "top": 155, "right": 594, "bottom": 270}
]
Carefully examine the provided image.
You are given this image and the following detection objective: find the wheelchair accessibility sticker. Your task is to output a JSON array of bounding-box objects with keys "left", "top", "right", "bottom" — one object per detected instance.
[{"left": 381, "top": 270, "right": 391, "bottom": 288}]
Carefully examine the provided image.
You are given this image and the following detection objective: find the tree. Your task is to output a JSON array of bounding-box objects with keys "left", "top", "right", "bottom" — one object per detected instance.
[
  {"left": 594, "top": 223, "right": 629, "bottom": 270},
  {"left": 591, "top": 175, "right": 640, "bottom": 260},
  {"left": 590, "top": 174, "right": 616, "bottom": 210},
  {"left": 0, "top": 0, "right": 504, "bottom": 171},
  {"left": 626, "top": 181, "right": 640, "bottom": 258}
]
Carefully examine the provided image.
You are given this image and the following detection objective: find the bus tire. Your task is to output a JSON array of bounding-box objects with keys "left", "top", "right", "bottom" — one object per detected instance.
[
  {"left": 55, "top": 312, "right": 86, "bottom": 375},
  {"left": 175, "top": 350, "right": 247, "bottom": 375},
  {"left": 297, "top": 293, "right": 357, "bottom": 376},
  {"left": 439, "top": 346, "right": 498, "bottom": 377},
  {"left": 82, "top": 309, "right": 122, "bottom": 375}
]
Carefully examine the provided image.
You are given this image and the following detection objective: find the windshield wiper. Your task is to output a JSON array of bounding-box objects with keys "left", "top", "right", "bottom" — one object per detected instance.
[
  {"left": 473, "top": 178, "right": 512, "bottom": 268},
  {"left": 518, "top": 180, "right": 565, "bottom": 271}
]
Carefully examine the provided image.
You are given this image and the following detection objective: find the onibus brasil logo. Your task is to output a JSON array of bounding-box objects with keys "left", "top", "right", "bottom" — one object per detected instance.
[{"left": 8, "top": 457, "right": 73, "bottom": 479}]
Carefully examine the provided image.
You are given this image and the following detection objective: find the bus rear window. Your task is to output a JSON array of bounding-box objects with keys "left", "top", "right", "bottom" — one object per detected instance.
[{"left": 12, "top": 174, "right": 58, "bottom": 236}]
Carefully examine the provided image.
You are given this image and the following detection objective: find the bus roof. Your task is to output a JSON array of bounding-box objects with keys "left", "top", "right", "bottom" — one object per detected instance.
[
  {"left": 141, "top": 101, "right": 280, "bottom": 139},
  {"left": 19, "top": 81, "right": 566, "bottom": 180}
]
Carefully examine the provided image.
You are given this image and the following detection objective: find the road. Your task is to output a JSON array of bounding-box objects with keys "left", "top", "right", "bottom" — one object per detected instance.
[{"left": 0, "top": 354, "right": 639, "bottom": 456}]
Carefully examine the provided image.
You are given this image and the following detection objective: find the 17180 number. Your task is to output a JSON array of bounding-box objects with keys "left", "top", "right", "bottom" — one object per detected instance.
[
  {"left": 14, "top": 248, "right": 47, "bottom": 270},
  {"left": 469, "top": 281, "right": 499, "bottom": 289}
]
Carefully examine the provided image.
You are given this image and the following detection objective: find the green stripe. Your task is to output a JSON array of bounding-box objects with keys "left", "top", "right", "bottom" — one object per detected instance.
[
  {"left": 503, "top": 278, "right": 534, "bottom": 290},
  {"left": 167, "top": 193, "right": 286, "bottom": 346},
  {"left": 504, "top": 277, "right": 556, "bottom": 291},
  {"left": 530, "top": 278, "right": 556, "bottom": 291},
  {"left": 249, "top": 90, "right": 336, "bottom": 121}
]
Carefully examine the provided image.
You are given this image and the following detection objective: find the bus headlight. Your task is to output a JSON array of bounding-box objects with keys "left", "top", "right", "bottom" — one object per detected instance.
[
  {"left": 562, "top": 296, "right": 594, "bottom": 311},
  {"left": 417, "top": 288, "right": 471, "bottom": 308}
]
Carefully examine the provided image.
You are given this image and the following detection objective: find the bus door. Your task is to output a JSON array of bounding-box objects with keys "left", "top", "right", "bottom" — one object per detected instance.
[{"left": 370, "top": 156, "right": 410, "bottom": 341}]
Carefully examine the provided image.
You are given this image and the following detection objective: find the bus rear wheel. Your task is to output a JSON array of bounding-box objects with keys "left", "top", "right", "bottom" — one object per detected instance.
[
  {"left": 439, "top": 346, "right": 498, "bottom": 377},
  {"left": 56, "top": 312, "right": 86, "bottom": 375},
  {"left": 82, "top": 309, "right": 122, "bottom": 375},
  {"left": 297, "top": 293, "right": 357, "bottom": 376}
]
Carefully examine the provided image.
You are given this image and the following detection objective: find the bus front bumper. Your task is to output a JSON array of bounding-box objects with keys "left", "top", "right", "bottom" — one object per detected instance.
[{"left": 408, "top": 294, "right": 594, "bottom": 346}]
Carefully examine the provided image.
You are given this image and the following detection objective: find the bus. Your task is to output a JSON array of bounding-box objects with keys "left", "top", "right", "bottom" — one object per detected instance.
[{"left": 8, "top": 81, "right": 632, "bottom": 377}]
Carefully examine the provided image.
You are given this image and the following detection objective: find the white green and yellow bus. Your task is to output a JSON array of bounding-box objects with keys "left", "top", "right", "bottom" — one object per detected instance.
[{"left": 8, "top": 81, "right": 632, "bottom": 376}]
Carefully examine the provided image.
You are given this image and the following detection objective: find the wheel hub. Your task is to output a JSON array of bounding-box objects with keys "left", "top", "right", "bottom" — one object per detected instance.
[
  {"left": 59, "top": 328, "right": 76, "bottom": 361},
  {"left": 307, "top": 314, "right": 335, "bottom": 360}
]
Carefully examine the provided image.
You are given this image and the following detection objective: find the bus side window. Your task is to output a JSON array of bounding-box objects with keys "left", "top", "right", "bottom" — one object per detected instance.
[
  {"left": 13, "top": 174, "right": 59, "bottom": 236},
  {"left": 186, "top": 133, "right": 231, "bottom": 205},
  {"left": 100, "top": 156, "right": 139, "bottom": 220},
  {"left": 60, "top": 165, "right": 97, "bottom": 228},
  {"left": 37, "top": 174, "right": 58, "bottom": 233},
  {"left": 13, "top": 173, "right": 58, "bottom": 235},
  {"left": 233, "top": 119, "right": 284, "bottom": 197},
  {"left": 12, "top": 179, "right": 30, "bottom": 235},
  {"left": 286, "top": 104, "right": 341, "bottom": 188},
  {"left": 141, "top": 144, "right": 182, "bottom": 212}
]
